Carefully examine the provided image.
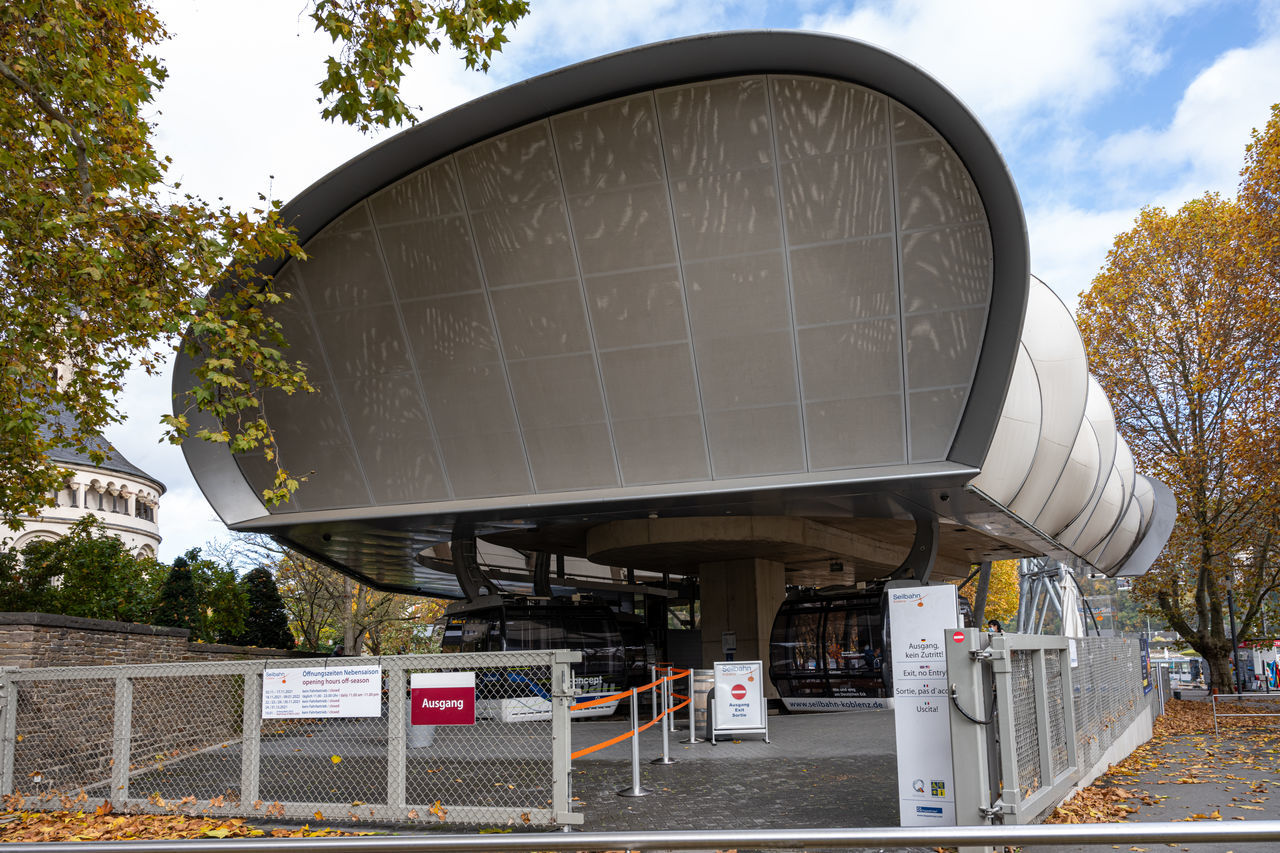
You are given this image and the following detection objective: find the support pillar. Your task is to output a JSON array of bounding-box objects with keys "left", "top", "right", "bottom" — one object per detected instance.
[{"left": 697, "top": 558, "right": 786, "bottom": 698}]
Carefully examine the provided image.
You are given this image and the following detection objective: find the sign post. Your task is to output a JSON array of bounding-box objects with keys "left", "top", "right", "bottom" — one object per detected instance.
[
  {"left": 889, "top": 584, "right": 959, "bottom": 826},
  {"left": 709, "top": 660, "right": 768, "bottom": 744}
]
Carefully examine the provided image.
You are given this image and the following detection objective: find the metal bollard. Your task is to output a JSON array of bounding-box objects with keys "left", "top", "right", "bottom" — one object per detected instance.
[
  {"left": 651, "top": 671, "right": 675, "bottom": 765},
  {"left": 617, "top": 690, "right": 651, "bottom": 797},
  {"left": 682, "top": 669, "right": 702, "bottom": 744},
  {"left": 667, "top": 668, "right": 678, "bottom": 734},
  {"left": 650, "top": 665, "right": 658, "bottom": 721}
]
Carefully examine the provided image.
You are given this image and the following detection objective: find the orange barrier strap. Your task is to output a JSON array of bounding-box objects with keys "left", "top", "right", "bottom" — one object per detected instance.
[
  {"left": 569, "top": 691, "right": 691, "bottom": 760},
  {"left": 636, "top": 716, "right": 662, "bottom": 734},
  {"left": 570, "top": 688, "right": 632, "bottom": 711},
  {"left": 570, "top": 728, "right": 634, "bottom": 760},
  {"left": 633, "top": 677, "right": 663, "bottom": 694}
]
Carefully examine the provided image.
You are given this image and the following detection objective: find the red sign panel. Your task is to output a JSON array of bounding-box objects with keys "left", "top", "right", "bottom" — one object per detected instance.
[
  {"left": 730, "top": 683, "right": 747, "bottom": 700},
  {"left": 411, "top": 686, "right": 476, "bottom": 725},
  {"left": 952, "top": 630, "right": 966, "bottom": 643},
  {"left": 410, "top": 672, "right": 477, "bottom": 726}
]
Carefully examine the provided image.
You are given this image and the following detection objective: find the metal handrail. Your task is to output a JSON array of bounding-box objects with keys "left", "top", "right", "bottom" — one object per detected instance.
[
  {"left": 1211, "top": 691, "right": 1280, "bottom": 735},
  {"left": 3, "top": 821, "right": 1280, "bottom": 851}
]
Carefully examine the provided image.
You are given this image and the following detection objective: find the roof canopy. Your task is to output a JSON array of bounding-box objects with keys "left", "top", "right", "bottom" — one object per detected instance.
[{"left": 175, "top": 32, "right": 1172, "bottom": 594}]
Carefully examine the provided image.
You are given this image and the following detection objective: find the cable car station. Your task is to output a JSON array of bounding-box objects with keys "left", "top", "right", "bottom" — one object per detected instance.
[{"left": 177, "top": 30, "right": 1173, "bottom": 692}]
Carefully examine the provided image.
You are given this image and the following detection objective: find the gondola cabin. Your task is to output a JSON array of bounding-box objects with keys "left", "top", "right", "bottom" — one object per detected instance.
[
  {"left": 435, "top": 597, "right": 625, "bottom": 720},
  {"left": 769, "top": 588, "right": 891, "bottom": 712},
  {"left": 769, "top": 585, "right": 975, "bottom": 712}
]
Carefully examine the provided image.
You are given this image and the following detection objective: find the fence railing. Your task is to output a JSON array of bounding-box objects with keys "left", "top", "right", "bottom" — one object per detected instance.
[
  {"left": 1212, "top": 692, "right": 1280, "bottom": 735},
  {"left": 0, "top": 651, "right": 581, "bottom": 827},
  {"left": 949, "top": 633, "right": 1162, "bottom": 838},
  {"left": 2, "top": 820, "right": 1280, "bottom": 851}
]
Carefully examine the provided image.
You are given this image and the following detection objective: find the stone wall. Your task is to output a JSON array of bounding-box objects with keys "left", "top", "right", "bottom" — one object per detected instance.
[
  {"left": 0, "top": 612, "right": 309, "bottom": 669},
  {"left": 0, "top": 612, "right": 311, "bottom": 798}
]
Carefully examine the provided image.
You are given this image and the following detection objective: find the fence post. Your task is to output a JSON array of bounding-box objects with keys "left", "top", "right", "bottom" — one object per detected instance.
[
  {"left": 550, "top": 651, "right": 576, "bottom": 823},
  {"left": 990, "top": 634, "right": 1021, "bottom": 821},
  {"left": 1, "top": 672, "right": 16, "bottom": 796},
  {"left": 386, "top": 665, "right": 406, "bottom": 811},
  {"left": 947, "top": 632, "right": 998, "bottom": 853},
  {"left": 1060, "top": 645, "right": 1079, "bottom": 783},
  {"left": 240, "top": 668, "right": 261, "bottom": 808},
  {"left": 111, "top": 676, "right": 132, "bottom": 804}
]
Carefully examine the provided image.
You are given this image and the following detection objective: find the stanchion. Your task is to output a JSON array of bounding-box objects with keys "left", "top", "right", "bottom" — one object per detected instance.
[
  {"left": 617, "top": 689, "right": 652, "bottom": 797},
  {"left": 666, "top": 667, "right": 678, "bottom": 733},
  {"left": 682, "top": 668, "right": 701, "bottom": 744},
  {"left": 651, "top": 669, "right": 675, "bottom": 765}
]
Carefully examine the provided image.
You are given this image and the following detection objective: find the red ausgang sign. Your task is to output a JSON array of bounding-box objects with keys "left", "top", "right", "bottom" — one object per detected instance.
[{"left": 410, "top": 672, "right": 476, "bottom": 726}]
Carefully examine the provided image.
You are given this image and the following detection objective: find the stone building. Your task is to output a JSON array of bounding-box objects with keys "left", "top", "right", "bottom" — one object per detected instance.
[{"left": 10, "top": 407, "right": 164, "bottom": 557}]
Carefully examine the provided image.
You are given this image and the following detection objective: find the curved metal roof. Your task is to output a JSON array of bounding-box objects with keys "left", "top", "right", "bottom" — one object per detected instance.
[{"left": 174, "top": 31, "right": 1171, "bottom": 593}]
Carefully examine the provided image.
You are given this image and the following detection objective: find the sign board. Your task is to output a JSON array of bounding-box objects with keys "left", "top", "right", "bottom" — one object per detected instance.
[
  {"left": 710, "top": 660, "right": 768, "bottom": 743},
  {"left": 888, "top": 584, "right": 958, "bottom": 827},
  {"left": 410, "top": 672, "right": 476, "bottom": 726},
  {"left": 1140, "top": 637, "right": 1152, "bottom": 694},
  {"left": 262, "top": 665, "right": 382, "bottom": 718}
]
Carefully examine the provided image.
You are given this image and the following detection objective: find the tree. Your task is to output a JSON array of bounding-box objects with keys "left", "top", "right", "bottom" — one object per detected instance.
[
  {"left": 238, "top": 534, "right": 442, "bottom": 654},
  {"left": 0, "top": 516, "right": 158, "bottom": 621},
  {"left": 151, "top": 549, "right": 247, "bottom": 642},
  {"left": 955, "top": 559, "right": 1020, "bottom": 629},
  {"left": 235, "top": 567, "right": 296, "bottom": 650},
  {"left": 152, "top": 559, "right": 203, "bottom": 635},
  {"left": 1077, "top": 106, "right": 1280, "bottom": 691},
  {"left": 0, "top": 0, "right": 529, "bottom": 529}
]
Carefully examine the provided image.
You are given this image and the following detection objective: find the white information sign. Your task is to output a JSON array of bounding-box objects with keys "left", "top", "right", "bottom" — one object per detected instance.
[
  {"left": 710, "top": 660, "right": 768, "bottom": 743},
  {"left": 262, "top": 665, "right": 382, "bottom": 719},
  {"left": 888, "top": 585, "right": 958, "bottom": 827}
]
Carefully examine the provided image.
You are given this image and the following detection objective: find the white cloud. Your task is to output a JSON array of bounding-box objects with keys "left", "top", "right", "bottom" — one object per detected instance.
[
  {"left": 494, "top": 0, "right": 765, "bottom": 71},
  {"left": 803, "top": 0, "right": 1209, "bottom": 138},
  {"left": 1025, "top": 203, "right": 1143, "bottom": 311},
  {"left": 1098, "top": 34, "right": 1280, "bottom": 202}
]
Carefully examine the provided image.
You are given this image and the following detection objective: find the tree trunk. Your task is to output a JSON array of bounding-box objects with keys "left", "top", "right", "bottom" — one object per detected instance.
[{"left": 1205, "top": 648, "right": 1236, "bottom": 693}]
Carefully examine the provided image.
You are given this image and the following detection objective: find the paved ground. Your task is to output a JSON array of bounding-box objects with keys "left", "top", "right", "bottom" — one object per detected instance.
[
  {"left": 568, "top": 710, "right": 906, "bottom": 834},
  {"left": 1025, "top": 692, "right": 1280, "bottom": 853}
]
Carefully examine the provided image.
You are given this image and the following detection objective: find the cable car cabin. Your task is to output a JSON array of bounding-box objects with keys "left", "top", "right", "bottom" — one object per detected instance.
[
  {"left": 436, "top": 598, "right": 624, "bottom": 721},
  {"left": 770, "top": 586, "right": 976, "bottom": 713},
  {"left": 769, "top": 588, "right": 891, "bottom": 712}
]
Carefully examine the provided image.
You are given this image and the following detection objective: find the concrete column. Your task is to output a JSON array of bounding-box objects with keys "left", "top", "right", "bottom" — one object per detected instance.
[{"left": 698, "top": 558, "right": 786, "bottom": 698}]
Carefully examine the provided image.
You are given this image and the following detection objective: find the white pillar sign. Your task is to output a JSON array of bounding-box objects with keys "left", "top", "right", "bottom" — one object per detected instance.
[{"left": 889, "top": 585, "right": 958, "bottom": 827}]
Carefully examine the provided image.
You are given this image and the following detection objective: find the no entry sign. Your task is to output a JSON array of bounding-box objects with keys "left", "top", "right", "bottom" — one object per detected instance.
[
  {"left": 410, "top": 672, "right": 476, "bottom": 726},
  {"left": 952, "top": 630, "right": 966, "bottom": 643}
]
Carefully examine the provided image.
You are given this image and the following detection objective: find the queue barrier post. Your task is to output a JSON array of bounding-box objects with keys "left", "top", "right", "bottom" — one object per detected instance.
[
  {"left": 617, "top": 688, "right": 652, "bottom": 797},
  {"left": 682, "top": 668, "right": 702, "bottom": 744},
  {"left": 651, "top": 668, "right": 675, "bottom": 766}
]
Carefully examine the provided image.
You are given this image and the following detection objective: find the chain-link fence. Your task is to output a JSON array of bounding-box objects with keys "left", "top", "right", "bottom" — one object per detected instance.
[
  {"left": 950, "top": 633, "right": 1161, "bottom": 827},
  {"left": 0, "top": 651, "right": 581, "bottom": 827}
]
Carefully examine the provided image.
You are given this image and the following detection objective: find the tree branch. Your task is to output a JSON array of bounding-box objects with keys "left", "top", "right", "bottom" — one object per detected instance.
[{"left": 0, "top": 56, "right": 93, "bottom": 203}]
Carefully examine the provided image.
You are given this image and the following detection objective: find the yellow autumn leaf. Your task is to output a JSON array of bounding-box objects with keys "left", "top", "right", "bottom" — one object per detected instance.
[{"left": 330, "top": 755, "right": 342, "bottom": 764}]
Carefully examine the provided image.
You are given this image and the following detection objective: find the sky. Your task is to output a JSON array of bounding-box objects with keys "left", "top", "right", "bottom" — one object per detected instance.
[{"left": 107, "top": 0, "right": 1280, "bottom": 562}]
